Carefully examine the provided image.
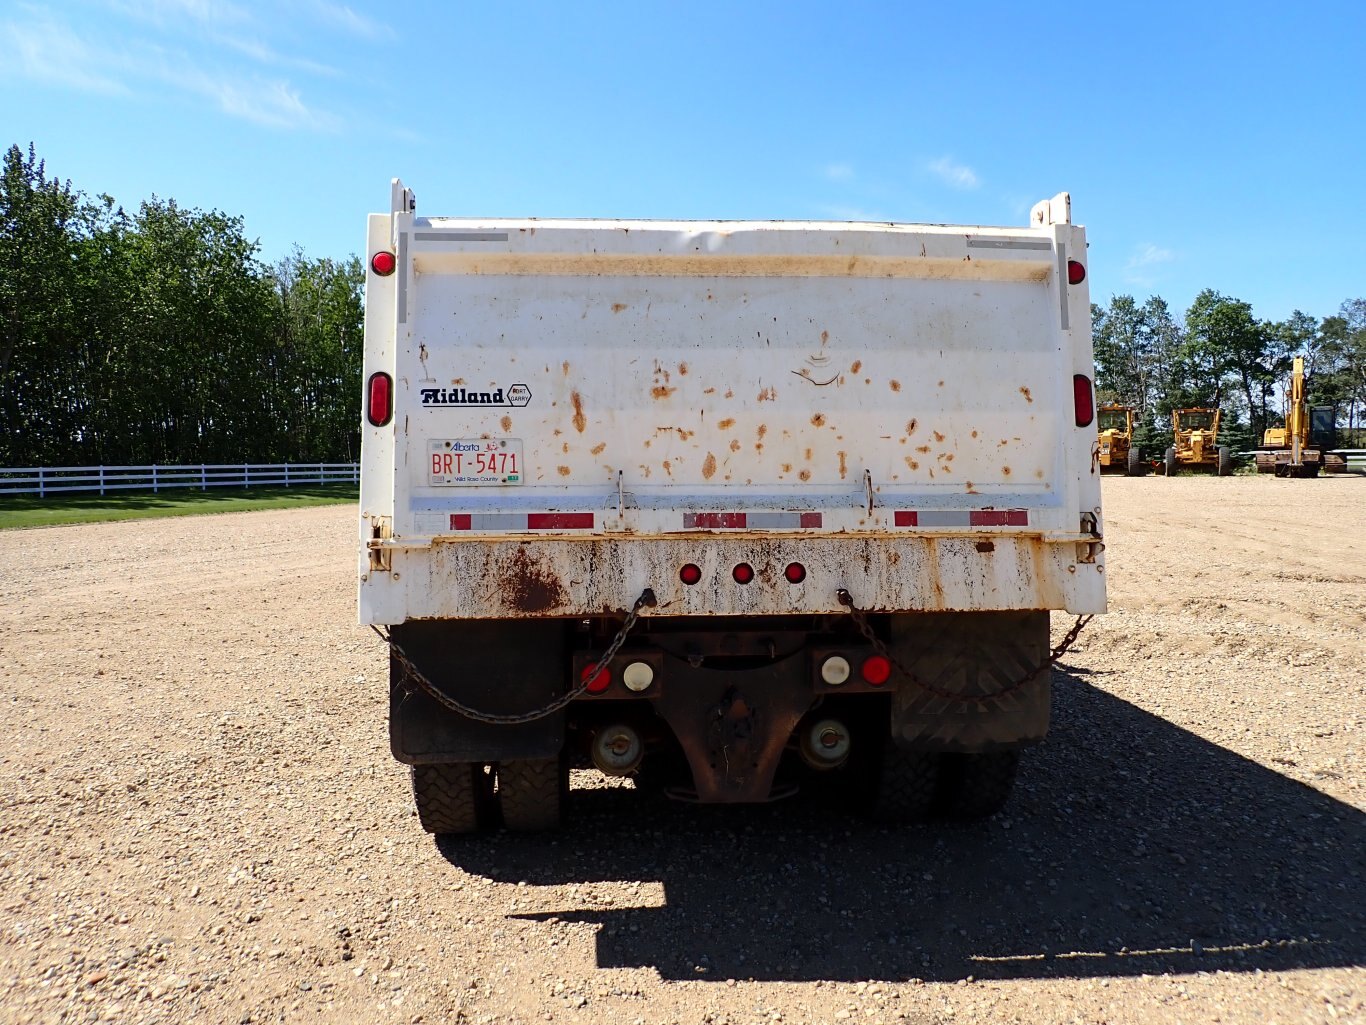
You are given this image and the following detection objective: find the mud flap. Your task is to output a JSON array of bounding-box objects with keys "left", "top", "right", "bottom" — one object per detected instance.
[
  {"left": 389, "top": 619, "right": 569, "bottom": 764},
  {"left": 887, "top": 611, "right": 1050, "bottom": 752}
]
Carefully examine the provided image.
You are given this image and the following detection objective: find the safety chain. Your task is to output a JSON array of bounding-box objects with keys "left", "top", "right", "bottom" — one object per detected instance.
[
  {"left": 836, "top": 589, "right": 1092, "bottom": 705},
  {"left": 372, "top": 588, "right": 657, "bottom": 725}
]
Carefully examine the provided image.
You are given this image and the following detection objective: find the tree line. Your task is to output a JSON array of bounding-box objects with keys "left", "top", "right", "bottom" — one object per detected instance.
[
  {"left": 1091, "top": 290, "right": 1366, "bottom": 454},
  {"left": 0, "top": 143, "right": 362, "bottom": 468}
]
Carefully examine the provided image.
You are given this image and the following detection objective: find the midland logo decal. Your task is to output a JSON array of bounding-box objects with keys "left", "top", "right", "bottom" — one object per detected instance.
[{"left": 420, "top": 383, "right": 532, "bottom": 407}]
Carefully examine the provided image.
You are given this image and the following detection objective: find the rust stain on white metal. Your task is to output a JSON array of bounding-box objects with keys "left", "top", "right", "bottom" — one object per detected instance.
[{"left": 571, "top": 391, "right": 586, "bottom": 432}]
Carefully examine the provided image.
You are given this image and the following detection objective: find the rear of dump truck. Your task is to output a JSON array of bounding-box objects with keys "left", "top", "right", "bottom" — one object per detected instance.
[{"left": 358, "top": 180, "right": 1105, "bottom": 834}]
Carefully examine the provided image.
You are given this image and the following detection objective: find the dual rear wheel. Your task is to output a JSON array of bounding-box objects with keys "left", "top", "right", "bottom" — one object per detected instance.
[
  {"left": 866, "top": 745, "right": 1020, "bottom": 824},
  {"left": 412, "top": 757, "right": 567, "bottom": 835},
  {"left": 414, "top": 747, "right": 1019, "bottom": 835}
]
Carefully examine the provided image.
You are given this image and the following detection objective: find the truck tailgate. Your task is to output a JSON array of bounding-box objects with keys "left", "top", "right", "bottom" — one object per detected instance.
[{"left": 360, "top": 201, "right": 1105, "bottom": 621}]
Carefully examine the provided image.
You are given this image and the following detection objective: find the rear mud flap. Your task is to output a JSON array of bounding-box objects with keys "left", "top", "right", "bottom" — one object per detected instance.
[
  {"left": 389, "top": 619, "right": 569, "bottom": 764},
  {"left": 888, "top": 611, "right": 1050, "bottom": 751}
]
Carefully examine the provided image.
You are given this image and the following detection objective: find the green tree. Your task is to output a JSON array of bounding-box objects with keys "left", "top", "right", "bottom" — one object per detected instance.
[
  {"left": 1183, "top": 289, "right": 1281, "bottom": 435},
  {"left": 0, "top": 143, "right": 91, "bottom": 465}
]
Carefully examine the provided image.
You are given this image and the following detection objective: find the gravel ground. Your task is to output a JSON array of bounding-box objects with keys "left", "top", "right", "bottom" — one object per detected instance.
[{"left": 1, "top": 476, "right": 1363, "bottom": 1025}]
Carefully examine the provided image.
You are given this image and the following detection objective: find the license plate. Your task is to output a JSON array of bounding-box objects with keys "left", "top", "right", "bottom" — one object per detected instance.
[{"left": 428, "top": 439, "right": 523, "bottom": 486}]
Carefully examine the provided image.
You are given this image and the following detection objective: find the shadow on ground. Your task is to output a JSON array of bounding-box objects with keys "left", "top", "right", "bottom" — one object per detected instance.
[{"left": 436, "top": 671, "right": 1365, "bottom": 982}]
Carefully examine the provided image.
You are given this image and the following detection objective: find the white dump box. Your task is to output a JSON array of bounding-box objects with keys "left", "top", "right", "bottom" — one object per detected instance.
[{"left": 358, "top": 183, "right": 1105, "bottom": 623}]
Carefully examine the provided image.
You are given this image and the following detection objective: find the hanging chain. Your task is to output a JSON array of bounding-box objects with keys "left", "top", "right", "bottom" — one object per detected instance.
[
  {"left": 372, "top": 588, "right": 656, "bottom": 725},
  {"left": 835, "top": 589, "right": 1092, "bottom": 705}
]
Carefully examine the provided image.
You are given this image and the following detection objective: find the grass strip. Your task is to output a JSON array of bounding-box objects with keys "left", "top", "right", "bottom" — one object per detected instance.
[{"left": 0, "top": 484, "right": 358, "bottom": 529}]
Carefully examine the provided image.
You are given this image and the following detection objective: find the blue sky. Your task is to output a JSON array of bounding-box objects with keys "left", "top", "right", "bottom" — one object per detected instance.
[{"left": 3, "top": 1, "right": 1363, "bottom": 325}]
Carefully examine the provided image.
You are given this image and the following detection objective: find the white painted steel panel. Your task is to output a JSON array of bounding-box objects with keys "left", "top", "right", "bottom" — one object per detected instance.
[{"left": 359, "top": 183, "right": 1105, "bottom": 622}]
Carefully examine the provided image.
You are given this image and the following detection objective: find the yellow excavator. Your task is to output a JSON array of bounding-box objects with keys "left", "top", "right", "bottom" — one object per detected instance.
[
  {"left": 1096, "top": 405, "right": 1144, "bottom": 475},
  {"left": 1253, "top": 357, "right": 1347, "bottom": 477},
  {"left": 1164, "top": 408, "right": 1232, "bottom": 476}
]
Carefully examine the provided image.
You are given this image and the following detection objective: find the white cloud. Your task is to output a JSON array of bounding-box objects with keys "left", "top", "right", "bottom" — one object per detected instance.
[
  {"left": 307, "top": 0, "right": 394, "bottom": 40},
  {"left": 927, "top": 156, "right": 980, "bottom": 190},
  {"left": 1124, "top": 243, "right": 1176, "bottom": 286},
  {"left": 0, "top": 10, "right": 130, "bottom": 95},
  {"left": 823, "top": 162, "right": 855, "bottom": 183},
  {"left": 0, "top": 3, "right": 343, "bottom": 132}
]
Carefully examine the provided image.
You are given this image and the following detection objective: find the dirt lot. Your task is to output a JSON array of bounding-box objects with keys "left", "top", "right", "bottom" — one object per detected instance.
[{"left": 2, "top": 476, "right": 1362, "bottom": 1025}]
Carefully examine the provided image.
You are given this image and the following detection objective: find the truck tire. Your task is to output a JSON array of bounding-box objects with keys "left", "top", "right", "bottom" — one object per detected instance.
[
  {"left": 1164, "top": 447, "right": 1177, "bottom": 477},
  {"left": 936, "top": 751, "right": 1019, "bottom": 819},
  {"left": 867, "top": 744, "right": 939, "bottom": 824},
  {"left": 411, "top": 763, "right": 492, "bottom": 835},
  {"left": 1217, "top": 446, "right": 1233, "bottom": 476},
  {"left": 499, "top": 757, "right": 568, "bottom": 831},
  {"left": 1126, "top": 446, "right": 1143, "bottom": 476}
]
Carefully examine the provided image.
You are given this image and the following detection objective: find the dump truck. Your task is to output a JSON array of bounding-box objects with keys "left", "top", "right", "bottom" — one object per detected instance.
[
  {"left": 1096, "top": 405, "right": 1143, "bottom": 475},
  {"left": 1253, "top": 357, "right": 1347, "bottom": 476},
  {"left": 358, "top": 181, "right": 1106, "bottom": 835},
  {"left": 1164, "top": 408, "right": 1232, "bottom": 476}
]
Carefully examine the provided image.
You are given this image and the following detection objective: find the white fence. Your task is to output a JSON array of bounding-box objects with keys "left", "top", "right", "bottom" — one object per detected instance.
[{"left": 0, "top": 463, "right": 359, "bottom": 497}]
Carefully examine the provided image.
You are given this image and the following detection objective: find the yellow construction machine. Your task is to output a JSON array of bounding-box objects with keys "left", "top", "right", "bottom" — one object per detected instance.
[
  {"left": 1164, "top": 408, "right": 1232, "bottom": 476},
  {"left": 1253, "top": 357, "right": 1347, "bottom": 477},
  {"left": 1096, "top": 405, "right": 1144, "bottom": 475}
]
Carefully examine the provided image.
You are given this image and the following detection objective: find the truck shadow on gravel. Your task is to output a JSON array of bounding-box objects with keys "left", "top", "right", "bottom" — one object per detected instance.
[{"left": 437, "top": 670, "right": 1365, "bottom": 982}]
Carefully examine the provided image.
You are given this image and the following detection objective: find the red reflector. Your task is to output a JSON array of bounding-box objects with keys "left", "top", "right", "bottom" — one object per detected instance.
[
  {"left": 684, "top": 512, "right": 747, "bottom": 529},
  {"left": 1073, "top": 374, "right": 1095, "bottom": 428},
  {"left": 732, "top": 562, "right": 754, "bottom": 584},
  {"left": 861, "top": 655, "right": 892, "bottom": 686},
  {"left": 969, "top": 509, "right": 1029, "bottom": 527},
  {"left": 366, "top": 371, "right": 393, "bottom": 427},
  {"left": 1067, "top": 259, "right": 1086, "bottom": 285},
  {"left": 527, "top": 513, "right": 594, "bottom": 530},
  {"left": 784, "top": 562, "right": 806, "bottom": 584},
  {"left": 679, "top": 563, "right": 702, "bottom": 585},
  {"left": 581, "top": 662, "right": 611, "bottom": 694},
  {"left": 371, "top": 250, "right": 396, "bottom": 276}
]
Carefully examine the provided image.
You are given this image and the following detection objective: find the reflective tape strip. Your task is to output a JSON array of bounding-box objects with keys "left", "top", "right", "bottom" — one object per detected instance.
[
  {"left": 894, "top": 509, "right": 1028, "bottom": 528},
  {"left": 965, "top": 237, "right": 1054, "bottom": 251},
  {"left": 448, "top": 513, "right": 595, "bottom": 531},
  {"left": 683, "top": 512, "right": 823, "bottom": 529}
]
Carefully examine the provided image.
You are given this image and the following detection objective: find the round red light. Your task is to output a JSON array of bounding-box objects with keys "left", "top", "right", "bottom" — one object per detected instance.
[
  {"left": 371, "top": 250, "right": 397, "bottom": 276},
  {"left": 1067, "top": 259, "right": 1086, "bottom": 285},
  {"left": 861, "top": 655, "right": 892, "bottom": 686},
  {"left": 581, "top": 661, "right": 612, "bottom": 694},
  {"left": 784, "top": 562, "right": 806, "bottom": 584},
  {"left": 732, "top": 562, "right": 754, "bottom": 584},
  {"left": 679, "top": 563, "right": 702, "bottom": 585}
]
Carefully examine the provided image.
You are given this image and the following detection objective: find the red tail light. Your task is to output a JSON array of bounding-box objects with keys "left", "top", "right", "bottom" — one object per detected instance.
[
  {"left": 784, "top": 562, "right": 806, "bottom": 584},
  {"left": 371, "top": 250, "right": 396, "bottom": 276},
  {"left": 732, "top": 562, "right": 754, "bottom": 584},
  {"left": 679, "top": 563, "right": 702, "bottom": 585},
  {"left": 367, "top": 371, "right": 393, "bottom": 427},
  {"left": 861, "top": 655, "right": 891, "bottom": 686},
  {"left": 582, "top": 662, "right": 612, "bottom": 694},
  {"left": 1067, "top": 259, "right": 1086, "bottom": 285},
  {"left": 1073, "top": 374, "right": 1094, "bottom": 428}
]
